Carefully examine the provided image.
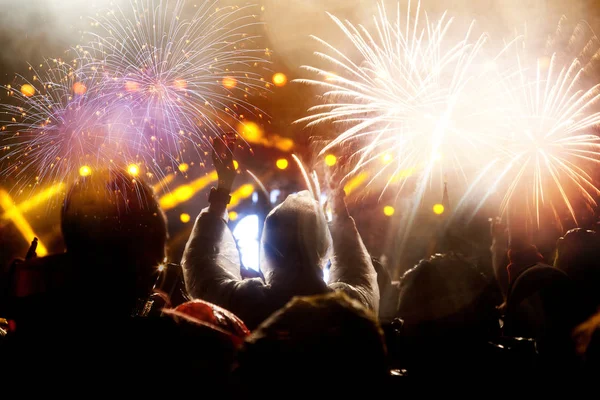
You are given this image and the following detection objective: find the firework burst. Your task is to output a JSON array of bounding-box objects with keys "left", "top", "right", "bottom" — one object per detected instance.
[
  {"left": 84, "top": 0, "right": 268, "bottom": 172},
  {"left": 295, "top": 0, "right": 497, "bottom": 200},
  {"left": 0, "top": 57, "right": 131, "bottom": 191},
  {"left": 463, "top": 21, "right": 600, "bottom": 225}
]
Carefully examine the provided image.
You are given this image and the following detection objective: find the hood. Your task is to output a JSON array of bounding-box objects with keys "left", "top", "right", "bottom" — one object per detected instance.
[{"left": 260, "top": 190, "right": 331, "bottom": 286}]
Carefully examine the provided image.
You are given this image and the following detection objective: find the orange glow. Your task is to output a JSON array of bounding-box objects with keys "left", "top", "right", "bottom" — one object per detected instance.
[
  {"left": 180, "top": 213, "right": 191, "bottom": 223},
  {"left": 222, "top": 76, "right": 237, "bottom": 89},
  {"left": 233, "top": 160, "right": 239, "bottom": 170},
  {"left": 0, "top": 190, "right": 48, "bottom": 256},
  {"left": 272, "top": 73, "right": 287, "bottom": 87},
  {"left": 238, "top": 121, "right": 262, "bottom": 142},
  {"left": 433, "top": 204, "right": 445, "bottom": 215},
  {"left": 152, "top": 174, "right": 175, "bottom": 194},
  {"left": 127, "top": 164, "right": 139, "bottom": 176},
  {"left": 325, "top": 154, "right": 337, "bottom": 167},
  {"left": 20, "top": 84, "right": 35, "bottom": 97},
  {"left": 173, "top": 79, "right": 187, "bottom": 90},
  {"left": 125, "top": 81, "right": 140, "bottom": 92},
  {"left": 276, "top": 158, "right": 288, "bottom": 170},
  {"left": 383, "top": 206, "right": 395, "bottom": 216},
  {"left": 72, "top": 82, "right": 87, "bottom": 95},
  {"left": 228, "top": 211, "right": 238, "bottom": 221},
  {"left": 79, "top": 165, "right": 92, "bottom": 177}
]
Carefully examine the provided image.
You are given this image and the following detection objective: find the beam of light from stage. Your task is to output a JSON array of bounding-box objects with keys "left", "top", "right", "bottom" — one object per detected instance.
[
  {"left": 1, "top": 183, "right": 65, "bottom": 220},
  {"left": 158, "top": 171, "right": 218, "bottom": 211},
  {"left": 0, "top": 190, "right": 48, "bottom": 256}
]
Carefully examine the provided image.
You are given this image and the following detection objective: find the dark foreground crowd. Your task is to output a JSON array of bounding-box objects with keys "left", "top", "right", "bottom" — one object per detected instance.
[{"left": 1, "top": 146, "right": 600, "bottom": 389}]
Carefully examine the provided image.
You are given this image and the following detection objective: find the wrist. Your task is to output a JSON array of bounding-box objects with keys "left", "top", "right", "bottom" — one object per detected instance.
[{"left": 208, "top": 187, "right": 231, "bottom": 205}]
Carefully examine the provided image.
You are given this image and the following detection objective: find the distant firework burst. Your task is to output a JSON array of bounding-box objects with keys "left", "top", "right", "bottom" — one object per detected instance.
[
  {"left": 463, "top": 21, "right": 600, "bottom": 225},
  {"left": 0, "top": 58, "right": 131, "bottom": 190},
  {"left": 84, "top": 0, "right": 267, "bottom": 171},
  {"left": 296, "top": 0, "right": 495, "bottom": 199}
]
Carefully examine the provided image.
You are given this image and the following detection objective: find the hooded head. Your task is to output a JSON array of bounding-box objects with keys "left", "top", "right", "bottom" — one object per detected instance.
[{"left": 260, "top": 190, "right": 331, "bottom": 286}]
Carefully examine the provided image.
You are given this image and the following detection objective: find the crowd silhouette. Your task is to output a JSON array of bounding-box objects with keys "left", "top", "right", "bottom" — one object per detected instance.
[{"left": 1, "top": 136, "right": 600, "bottom": 388}]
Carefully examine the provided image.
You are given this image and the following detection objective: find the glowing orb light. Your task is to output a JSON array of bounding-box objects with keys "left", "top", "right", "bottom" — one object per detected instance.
[
  {"left": 20, "top": 84, "right": 35, "bottom": 97},
  {"left": 433, "top": 204, "right": 445, "bottom": 215},
  {"left": 238, "top": 121, "right": 262, "bottom": 142},
  {"left": 178, "top": 163, "right": 189, "bottom": 172},
  {"left": 222, "top": 76, "right": 237, "bottom": 89},
  {"left": 79, "top": 165, "right": 92, "bottom": 177},
  {"left": 180, "top": 213, "right": 191, "bottom": 223},
  {"left": 276, "top": 158, "right": 289, "bottom": 170},
  {"left": 124, "top": 81, "right": 140, "bottom": 92},
  {"left": 325, "top": 154, "right": 337, "bottom": 167},
  {"left": 383, "top": 205, "right": 395, "bottom": 216},
  {"left": 272, "top": 72, "right": 287, "bottom": 87},
  {"left": 72, "top": 82, "right": 87, "bottom": 95},
  {"left": 228, "top": 211, "right": 238, "bottom": 221},
  {"left": 127, "top": 164, "right": 139, "bottom": 176}
]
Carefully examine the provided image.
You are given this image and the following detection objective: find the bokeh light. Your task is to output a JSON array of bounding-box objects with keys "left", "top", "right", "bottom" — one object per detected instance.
[
  {"left": 276, "top": 158, "right": 289, "bottom": 170},
  {"left": 433, "top": 204, "right": 445, "bottom": 215},
  {"left": 127, "top": 164, "right": 139, "bottom": 176},
  {"left": 72, "top": 82, "right": 87, "bottom": 95},
  {"left": 383, "top": 205, "right": 395, "bottom": 216},
  {"left": 79, "top": 165, "right": 91, "bottom": 177},
  {"left": 229, "top": 211, "right": 238, "bottom": 221},
  {"left": 238, "top": 121, "right": 262, "bottom": 142},
  {"left": 124, "top": 81, "right": 139, "bottom": 92},
  {"left": 178, "top": 163, "right": 189, "bottom": 173},
  {"left": 272, "top": 72, "right": 287, "bottom": 87},
  {"left": 325, "top": 154, "right": 337, "bottom": 166},
  {"left": 381, "top": 153, "right": 393, "bottom": 164},
  {"left": 173, "top": 79, "right": 187, "bottom": 90},
  {"left": 233, "top": 160, "right": 239, "bottom": 170},
  {"left": 180, "top": 213, "right": 191, "bottom": 223},
  {"left": 20, "top": 84, "right": 35, "bottom": 97},
  {"left": 222, "top": 76, "right": 237, "bottom": 89}
]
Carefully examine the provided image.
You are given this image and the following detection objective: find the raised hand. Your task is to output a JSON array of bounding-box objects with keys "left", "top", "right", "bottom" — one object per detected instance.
[{"left": 211, "top": 133, "right": 237, "bottom": 192}]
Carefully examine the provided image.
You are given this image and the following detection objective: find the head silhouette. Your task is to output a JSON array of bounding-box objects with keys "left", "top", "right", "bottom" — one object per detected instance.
[{"left": 61, "top": 168, "right": 167, "bottom": 305}]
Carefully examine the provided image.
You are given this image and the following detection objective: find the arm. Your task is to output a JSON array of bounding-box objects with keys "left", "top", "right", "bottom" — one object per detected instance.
[
  {"left": 181, "top": 135, "right": 241, "bottom": 304},
  {"left": 327, "top": 188, "right": 380, "bottom": 314}
]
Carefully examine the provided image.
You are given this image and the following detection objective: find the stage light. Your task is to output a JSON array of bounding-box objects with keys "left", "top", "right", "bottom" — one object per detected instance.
[
  {"left": 79, "top": 165, "right": 91, "bottom": 177},
  {"left": 433, "top": 204, "right": 445, "bottom": 215},
  {"left": 228, "top": 211, "right": 238, "bottom": 221},
  {"left": 238, "top": 121, "right": 262, "bottom": 142},
  {"left": 381, "top": 153, "right": 393, "bottom": 164},
  {"left": 272, "top": 72, "right": 287, "bottom": 87},
  {"left": 383, "top": 206, "right": 395, "bottom": 216},
  {"left": 233, "top": 160, "right": 239, "bottom": 170},
  {"left": 325, "top": 154, "right": 337, "bottom": 166},
  {"left": 180, "top": 213, "right": 191, "bottom": 223},
  {"left": 157, "top": 264, "right": 166, "bottom": 272},
  {"left": 232, "top": 214, "right": 259, "bottom": 271},
  {"left": 276, "top": 158, "right": 288, "bottom": 170}
]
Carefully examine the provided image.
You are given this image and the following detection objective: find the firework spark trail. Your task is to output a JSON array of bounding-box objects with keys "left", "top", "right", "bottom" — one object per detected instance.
[
  {"left": 458, "top": 23, "right": 600, "bottom": 226},
  {"left": 295, "top": 0, "right": 501, "bottom": 200},
  {"left": 295, "top": 0, "right": 505, "bottom": 260},
  {"left": 0, "top": 57, "right": 132, "bottom": 192},
  {"left": 84, "top": 0, "right": 268, "bottom": 171}
]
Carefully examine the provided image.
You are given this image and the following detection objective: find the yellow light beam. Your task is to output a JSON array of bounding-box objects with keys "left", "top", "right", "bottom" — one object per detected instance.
[
  {"left": 1, "top": 183, "right": 65, "bottom": 219},
  {"left": 344, "top": 173, "right": 368, "bottom": 195},
  {"left": 229, "top": 184, "right": 255, "bottom": 209},
  {"left": 0, "top": 190, "right": 48, "bottom": 256},
  {"left": 159, "top": 171, "right": 218, "bottom": 211},
  {"left": 152, "top": 173, "right": 175, "bottom": 194}
]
